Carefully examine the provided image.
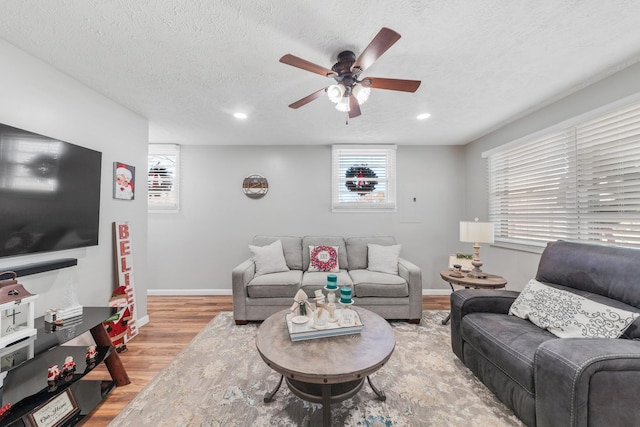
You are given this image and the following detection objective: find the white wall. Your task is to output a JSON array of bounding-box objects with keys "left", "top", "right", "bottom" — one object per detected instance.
[
  {"left": 148, "top": 145, "right": 465, "bottom": 293},
  {"left": 463, "top": 61, "right": 640, "bottom": 291},
  {"left": 0, "top": 39, "right": 150, "bottom": 319}
]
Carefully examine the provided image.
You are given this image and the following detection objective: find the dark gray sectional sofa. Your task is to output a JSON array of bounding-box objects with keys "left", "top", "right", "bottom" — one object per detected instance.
[{"left": 451, "top": 240, "right": 640, "bottom": 427}]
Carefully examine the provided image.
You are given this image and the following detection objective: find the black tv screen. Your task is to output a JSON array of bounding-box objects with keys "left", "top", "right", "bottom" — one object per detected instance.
[{"left": 0, "top": 123, "right": 102, "bottom": 258}]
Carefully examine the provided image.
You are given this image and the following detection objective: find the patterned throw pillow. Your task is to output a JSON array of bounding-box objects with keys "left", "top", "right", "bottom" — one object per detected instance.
[
  {"left": 308, "top": 245, "right": 339, "bottom": 272},
  {"left": 509, "top": 279, "right": 640, "bottom": 338}
]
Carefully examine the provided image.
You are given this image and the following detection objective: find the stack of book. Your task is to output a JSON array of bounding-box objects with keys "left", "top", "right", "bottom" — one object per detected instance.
[
  {"left": 285, "top": 309, "right": 363, "bottom": 341},
  {"left": 44, "top": 304, "right": 83, "bottom": 326}
]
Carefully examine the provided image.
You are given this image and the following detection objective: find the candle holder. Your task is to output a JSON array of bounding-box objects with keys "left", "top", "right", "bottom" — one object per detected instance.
[{"left": 324, "top": 289, "right": 338, "bottom": 323}]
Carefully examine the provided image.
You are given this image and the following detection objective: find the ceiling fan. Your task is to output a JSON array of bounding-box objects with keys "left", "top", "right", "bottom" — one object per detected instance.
[{"left": 279, "top": 27, "right": 421, "bottom": 119}]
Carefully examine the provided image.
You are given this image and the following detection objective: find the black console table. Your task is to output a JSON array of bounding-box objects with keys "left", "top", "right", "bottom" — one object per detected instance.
[{"left": 0, "top": 307, "right": 130, "bottom": 426}]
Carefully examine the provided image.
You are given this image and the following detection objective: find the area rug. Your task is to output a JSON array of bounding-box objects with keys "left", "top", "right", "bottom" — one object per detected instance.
[{"left": 108, "top": 311, "right": 524, "bottom": 427}]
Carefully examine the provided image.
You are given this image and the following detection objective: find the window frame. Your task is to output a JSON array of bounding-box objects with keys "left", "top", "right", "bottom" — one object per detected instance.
[
  {"left": 148, "top": 143, "right": 180, "bottom": 213},
  {"left": 483, "top": 96, "right": 640, "bottom": 249}
]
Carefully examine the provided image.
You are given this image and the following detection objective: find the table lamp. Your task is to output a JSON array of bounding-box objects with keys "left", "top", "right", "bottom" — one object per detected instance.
[{"left": 460, "top": 218, "right": 494, "bottom": 279}]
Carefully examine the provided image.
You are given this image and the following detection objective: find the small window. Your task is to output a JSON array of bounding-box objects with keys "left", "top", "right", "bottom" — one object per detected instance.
[
  {"left": 332, "top": 145, "right": 396, "bottom": 212},
  {"left": 148, "top": 144, "right": 180, "bottom": 212}
]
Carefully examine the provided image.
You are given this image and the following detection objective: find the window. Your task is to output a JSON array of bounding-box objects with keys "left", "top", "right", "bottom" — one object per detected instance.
[
  {"left": 332, "top": 145, "right": 396, "bottom": 212},
  {"left": 148, "top": 144, "right": 180, "bottom": 212},
  {"left": 485, "top": 100, "right": 640, "bottom": 249}
]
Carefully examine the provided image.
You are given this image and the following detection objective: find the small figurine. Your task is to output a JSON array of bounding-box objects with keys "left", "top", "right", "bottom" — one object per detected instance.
[
  {"left": 313, "top": 289, "right": 326, "bottom": 306},
  {"left": 86, "top": 345, "right": 98, "bottom": 361},
  {"left": 0, "top": 403, "right": 11, "bottom": 420},
  {"left": 290, "top": 289, "right": 311, "bottom": 317},
  {"left": 450, "top": 264, "right": 464, "bottom": 278},
  {"left": 62, "top": 356, "right": 76, "bottom": 374},
  {"left": 47, "top": 365, "right": 61, "bottom": 383}
]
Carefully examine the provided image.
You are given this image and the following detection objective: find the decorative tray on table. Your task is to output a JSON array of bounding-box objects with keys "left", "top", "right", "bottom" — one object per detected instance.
[{"left": 285, "top": 309, "right": 363, "bottom": 342}]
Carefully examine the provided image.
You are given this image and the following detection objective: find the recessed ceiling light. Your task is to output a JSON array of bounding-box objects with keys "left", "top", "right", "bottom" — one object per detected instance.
[
  {"left": 234, "top": 112, "right": 248, "bottom": 119},
  {"left": 416, "top": 113, "right": 431, "bottom": 120}
]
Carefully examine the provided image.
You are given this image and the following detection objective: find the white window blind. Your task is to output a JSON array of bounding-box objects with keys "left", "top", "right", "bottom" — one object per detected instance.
[
  {"left": 332, "top": 145, "right": 396, "bottom": 212},
  {"left": 486, "top": 101, "right": 640, "bottom": 248},
  {"left": 148, "top": 144, "right": 180, "bottom": 212}
]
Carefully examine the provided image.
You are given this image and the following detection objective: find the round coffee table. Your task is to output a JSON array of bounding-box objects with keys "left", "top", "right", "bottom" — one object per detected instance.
[{"left": 256, "top": 306, "right": 395, "bottom": 427}]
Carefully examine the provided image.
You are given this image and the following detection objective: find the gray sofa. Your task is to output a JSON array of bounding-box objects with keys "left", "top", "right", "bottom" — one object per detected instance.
[
  {"left": 451, "top": 240, "right": 640, "bottom": 427},
  {"left": 232, "top": 235, "right": 422, "bottom": 325}
]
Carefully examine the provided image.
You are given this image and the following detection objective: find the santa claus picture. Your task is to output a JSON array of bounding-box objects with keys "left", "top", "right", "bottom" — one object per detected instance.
[{"left": 114, "top": 162, "right": 135, "bottom": 200}]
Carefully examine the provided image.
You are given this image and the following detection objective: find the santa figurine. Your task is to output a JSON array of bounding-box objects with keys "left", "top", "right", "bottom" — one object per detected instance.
[
  {"left": 115, "top": 164, "right": 134, "bottom": 200},
  {"left": 62, "top": 356, "right": 76, "bottom": 374},
  {"left": 0, "top": 403, "right": 11, "bottom": 420},
  {"left": 47, "top": 365, "right": 61, "bottom": 383},
  {"left": 86, "top": 345, "right": 98, "bottom": 361},
  {"left": 104, "top": 305, "right": 133, "bottom": 353}
]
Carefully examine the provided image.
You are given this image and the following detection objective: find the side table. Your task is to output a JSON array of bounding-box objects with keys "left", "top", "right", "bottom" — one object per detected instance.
[{"left": 440, "top": 269, "right": 507, "bottom": 325}]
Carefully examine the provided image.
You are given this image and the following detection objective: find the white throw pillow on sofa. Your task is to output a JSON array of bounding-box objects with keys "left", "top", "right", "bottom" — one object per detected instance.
[
  {"left": 509, "top": 279, "right": 639, "bottom": 338},
  {"left": 367, "top": 244, "right": 402, "bottom": 275},
  {"left": 249, "top": 240, "right": 290, "bottom": 276}
]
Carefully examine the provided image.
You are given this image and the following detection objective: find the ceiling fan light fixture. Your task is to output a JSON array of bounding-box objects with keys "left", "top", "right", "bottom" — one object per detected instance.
[
  {"left": 335, "top": 97, "right": 350, "bottom": 112},
  {"left": 352, "top": 85, "right": 371, "bottom": 105},
  {"left": 327, "top": 84, "right": 345, "bottom": 103},
  {"left": 280, "top": 28, "right": 421, "bottom": 119}
]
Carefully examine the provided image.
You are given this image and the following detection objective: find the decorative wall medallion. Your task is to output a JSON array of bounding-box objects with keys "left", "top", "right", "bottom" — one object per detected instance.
[{"left": 242, "top": 174, "right": 269, "bottom": 199}]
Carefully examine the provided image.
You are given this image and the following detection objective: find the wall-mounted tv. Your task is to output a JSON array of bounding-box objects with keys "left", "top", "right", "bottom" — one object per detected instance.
[{"left": 0, "top": 123, "right": 102, "bottom": 258}]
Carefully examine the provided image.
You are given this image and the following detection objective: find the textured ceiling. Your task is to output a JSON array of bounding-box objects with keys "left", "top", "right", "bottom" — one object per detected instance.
[{"left": 2, "top": 1, "right": 640, "bottom": 146}]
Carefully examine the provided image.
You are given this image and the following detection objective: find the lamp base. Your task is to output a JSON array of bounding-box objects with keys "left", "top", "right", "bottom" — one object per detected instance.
[
  {"left": 468, "top": 259, "right": 487, "bottom": 279},
  {"left": 467, "top": 269, "right": 488, "bottom": 279}
]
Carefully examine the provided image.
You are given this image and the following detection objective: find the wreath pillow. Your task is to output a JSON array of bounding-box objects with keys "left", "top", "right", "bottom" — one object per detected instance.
[{"left": 308, "top": 245, "right": 339, "bottom": 272}]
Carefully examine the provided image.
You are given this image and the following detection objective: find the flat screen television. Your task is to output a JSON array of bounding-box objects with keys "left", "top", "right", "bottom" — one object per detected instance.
[{"left": 0, "top": 123, "right": 102, "bottom": 258}]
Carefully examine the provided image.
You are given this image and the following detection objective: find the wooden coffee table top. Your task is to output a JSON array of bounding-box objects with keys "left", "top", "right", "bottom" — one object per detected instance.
[{"left": 256, "top": 306, "right": 395, "bottom": 385}]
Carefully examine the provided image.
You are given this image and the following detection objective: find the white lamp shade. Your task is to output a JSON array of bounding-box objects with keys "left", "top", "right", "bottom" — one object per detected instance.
[
  {"left": 460, "top": 221, "right": 494, "bottom": 244},
  {"left": 352, "top": 85, "right": 371, "bottom": 104},
  {"left": 327, "top": 84, "right": 345, "bottom": 103},
  {"left": 335, "top": 96, "right": 350, "bottom": 112}
]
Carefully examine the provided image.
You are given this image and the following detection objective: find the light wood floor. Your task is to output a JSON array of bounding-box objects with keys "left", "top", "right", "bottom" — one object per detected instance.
[{"left": 83, "top": 295, "right": 450, "bottom": 426}]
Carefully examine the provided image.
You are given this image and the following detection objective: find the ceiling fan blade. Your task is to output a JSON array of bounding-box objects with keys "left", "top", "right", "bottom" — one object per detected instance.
[
  {"left": 280, "top": 54, "right": 337, "bottom": 77},
  {"left": 288, "top": 87, "right": 327, "bottom": 109},
  {"left": 361, "top": 77, "right": 421, "bottom": 92},
  {"left": 352, "top": 27, "right": 402, "bottom": 72},
  {"left": 348, "top": 96, "right": 361, "bottom": 118}
]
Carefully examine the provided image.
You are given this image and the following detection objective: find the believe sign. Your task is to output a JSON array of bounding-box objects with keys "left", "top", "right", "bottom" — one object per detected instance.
[{"left": 111, "top": 221, "right": 139, "bottom": 343}]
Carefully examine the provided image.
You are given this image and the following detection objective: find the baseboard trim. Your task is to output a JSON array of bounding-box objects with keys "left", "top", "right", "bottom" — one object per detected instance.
[
  {"left": 147, "top": 289, "right": 233, "bottom": 296},
  {"left": 147, "top": 288, "right": 450, "bottom": 296},
  {"left": 137, "top": 314, "right": 150, "bottom": 328},
  {"left": 422, "top": 289, "right": 452, "bottom": 296}
]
